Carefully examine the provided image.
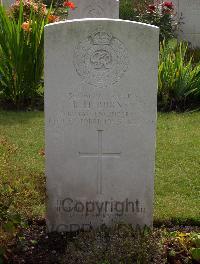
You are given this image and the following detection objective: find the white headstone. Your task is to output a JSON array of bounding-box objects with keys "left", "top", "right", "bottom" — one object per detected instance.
[
  {"left": 1, "top": 0, "right": 14, "bottom": 9},
  {"left": 45, "top": 19, "right": 159, "bottom": 232},
  {"left": 176, "top": 0, "right": 200, "bottom": 47},
  {"left": 154, "top": 0, "right": 200, "bottom": 46},
  {"left": 68, "top": 0, "right": 119, "bottom": 19}
]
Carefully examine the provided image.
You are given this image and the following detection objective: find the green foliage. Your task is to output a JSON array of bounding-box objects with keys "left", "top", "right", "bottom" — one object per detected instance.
[
  {"left": 191, "top": 233, "right": 200, "bottom": 248},
  {"left": 164, "top": 231, "right": 200, "bottom": 263},
  {"left": 191, "top": 248, "right": 200, "bottom": 261},
  {"left": 0, "top": 3, "right": 49, "bottom": 109},
  {"left": 158, "top": 40, "right": 200, "bottom": 111},
  {"left": 120, "top": 2, "right": 200, "bottom": 111},
  {"left": 187, "top": 47, "right": 200, "bottom": 64},
  {"left": 119, "top": 0, "right": 137, "bottom": 21}
]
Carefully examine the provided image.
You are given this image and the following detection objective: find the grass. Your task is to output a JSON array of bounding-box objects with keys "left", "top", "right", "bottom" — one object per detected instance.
[
  {"left": 0, "top": 111, "right": 45, "bottom": 218},
  {"left": 155, "top": 112, "right": 200, "bottom": 224},
  {"left": 0, "top": 111, "right": 199, "bottom": 224}
]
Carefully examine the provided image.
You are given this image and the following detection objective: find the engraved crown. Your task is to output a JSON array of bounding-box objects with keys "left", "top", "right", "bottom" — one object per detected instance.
[{"left": 91, "top": 31, "right": 112, "bottom": 45}]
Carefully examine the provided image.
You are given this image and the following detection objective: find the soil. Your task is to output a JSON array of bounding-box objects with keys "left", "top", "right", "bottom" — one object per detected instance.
[{"left": 5, "top": 219, "right": 200, "bottom": 264}]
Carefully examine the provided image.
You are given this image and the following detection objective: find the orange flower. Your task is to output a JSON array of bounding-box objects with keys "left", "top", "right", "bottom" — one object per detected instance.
[
  {"left": 63, "top": 1, "right": 75, "bottom": 9},
  {"left": 41, "top": 3, "right": 47, "bottom": 14},
  {"left": 21, "top": 21, "right": 31, "bottom": 32},
  {"left": 48, "top": 14, "right": 60, "bottom": 23}
]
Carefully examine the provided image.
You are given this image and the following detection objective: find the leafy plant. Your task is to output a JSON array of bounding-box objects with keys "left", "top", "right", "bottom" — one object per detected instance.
[
  {"left": 164, "top": 231, "right": 200, "bottom": 263},
  {"left": 0, "top": 0, "right": 76, "bottom": 109},
  {"left": 190, "top": 233, "right": 200, "bottom": 262},
  {"left": 0, "top": 2, "right": 50, "bottom": 109},
  {"left": 120, "top": 0, "right": 138, "bottom": 21},
  {"left": 120, "top": 0, "right": 152, "bottom": 19},
  {"left": 158, "top": 40, "right": 200, "bottom": 110}
]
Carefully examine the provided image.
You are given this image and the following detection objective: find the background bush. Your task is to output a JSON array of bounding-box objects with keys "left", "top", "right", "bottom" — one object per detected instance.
[
  {"left": 120, "top": 0, "right": 200, "bottom": 110},
  {"left": 120, "top": 0, "right": 177, "bottom": 41},
  {"left": 0, "top": 0, "right": 199, "bottom": 111},
  {"left": 10, "top": 0, "right": 47, "bottom": 21}
]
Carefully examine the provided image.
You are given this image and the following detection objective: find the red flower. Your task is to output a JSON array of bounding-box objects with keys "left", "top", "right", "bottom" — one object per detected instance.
[
  {"left": 162, "top": 9, "right": 172, "bottom": 14},
  {"left": 162, "top": 1, "right": 174, "bottom": 9},
  {"left": 148, "top": 4, "right": 156, "bottom": 12},
  {"left": 63, "top": 1, "right": 75, "bottom": 9}
]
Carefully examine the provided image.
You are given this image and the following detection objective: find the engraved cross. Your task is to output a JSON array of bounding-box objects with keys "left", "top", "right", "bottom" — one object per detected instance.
[{"left": 79, "top": 130, "right": 121, "bottom": 195}]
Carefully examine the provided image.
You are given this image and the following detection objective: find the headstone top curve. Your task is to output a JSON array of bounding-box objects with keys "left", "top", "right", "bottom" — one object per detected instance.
[{"left": 45, "top": 18, "right": 159, "bottom": 31}]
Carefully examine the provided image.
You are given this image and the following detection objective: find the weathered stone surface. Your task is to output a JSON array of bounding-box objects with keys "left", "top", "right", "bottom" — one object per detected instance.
[
  {"left": 68, "top": 0, "right": 119, "bottom": 19},
  {"left": 1, "top": 0, "right": 14, "bottom": 9},
  {"left": 45, "top": 19, "right": 159, "bottom": 232},
  {"left": 177, "top": 0, "right": 200, "bottom": 47},
  {"left": 155, "top": 0, "right": 200, "bottom": 47}
]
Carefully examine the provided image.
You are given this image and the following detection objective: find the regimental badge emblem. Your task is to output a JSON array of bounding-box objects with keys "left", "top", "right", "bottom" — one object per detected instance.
[
  {"left": 84, "top": 4, "right": 104, "bottom": 18},
  {"left": 73, "top": 29, "right": 129, "bottom": 87}
]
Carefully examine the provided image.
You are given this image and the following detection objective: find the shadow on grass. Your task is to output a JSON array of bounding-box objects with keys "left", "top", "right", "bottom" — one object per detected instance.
[
  {"left": 154, "top": 218, "right": 200, "bottom": 228},
  {"left": 0, "top": 110, "right": 44, "bottom": 126}
]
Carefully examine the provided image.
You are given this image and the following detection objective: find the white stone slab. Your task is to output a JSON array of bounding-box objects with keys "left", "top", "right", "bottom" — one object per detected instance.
[
  {"left": 153, "top": 0, "right": 200, "bottom": 46},
  {"left": 45, "top": 19, "right": 159, "bottom": 232},
  {"left": 68, "top": 0, "right": 119, "bottom": 19},
  {"left": 1, "top": 0, "right": 14, "bottom": 9},
  {"left": 169, "top": 0, "right": 200, "bottom": 47},
  {"left": 177, "top": 0, "right": 200, "bottom": 47}
]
